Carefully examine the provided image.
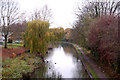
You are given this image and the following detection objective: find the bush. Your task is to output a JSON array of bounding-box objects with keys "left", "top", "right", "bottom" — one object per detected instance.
[
  {"left": 2, "top": 54, "right": 42, "bottom": 78},
  {"left": 88, "top": 15, "right": 119, "bottom": 64}
]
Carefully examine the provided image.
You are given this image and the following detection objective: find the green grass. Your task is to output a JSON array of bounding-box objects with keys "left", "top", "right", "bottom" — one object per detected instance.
[
  {"left": 76, "top": 47, "right": 82, "bottom": 55},
  {"left": 3, "top": 43, "right": 24, "bottom": 48},
  {"left": 2, "top": 43, "right": 24, "bottom": 48},
  {"left": 81, "top": 47, "right": 87, "bottom": 53},
  {"left": 87, "top": 64, "right": 99, "bottom": 79},
  {"left": 7, "top": 46, "right": 20, "bottom": 48},
  {"left": 2, "top": 45, "right": 20, "bottom": 48},
  {"left": 72, "top": 43, "right": 99, "bottom": 79},
  {"left": 3, "top": 43, "right": 23, "bottom": 46},
  {"left": 72, "top": 44, "right": 82, "bottom": 56}
]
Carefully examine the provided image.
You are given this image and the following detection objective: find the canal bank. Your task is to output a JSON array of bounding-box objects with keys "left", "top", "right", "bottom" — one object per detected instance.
[
  {"left": 30, "top": 43, "right": 89, "bottom": 78},
  {"left": 61, "top": 42, "right": 109, "bottom": 79},
  {"left": 2, "top": 53, "right": 43, "bottom": 78},
  {"left": 61, "top": 42, "right": 93, "bottom": 79},
  {"left": 2, "top": 42, "right": 109, "bottom": 79}
]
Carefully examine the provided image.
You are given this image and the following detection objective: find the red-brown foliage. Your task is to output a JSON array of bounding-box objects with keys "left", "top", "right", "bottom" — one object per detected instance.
[{"left": 88, "top": 15, "right": 119, "bottom": 64}]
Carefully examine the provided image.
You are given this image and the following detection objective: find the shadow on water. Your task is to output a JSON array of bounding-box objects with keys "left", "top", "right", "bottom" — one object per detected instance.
[{"left": 30, "top": 44, "right": 89, "bottom": 78}]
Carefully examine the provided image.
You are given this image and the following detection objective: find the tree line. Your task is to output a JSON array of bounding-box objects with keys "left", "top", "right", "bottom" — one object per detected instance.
[
  {"left": 0, "top": 0, "right": 65, "bottom": 56},
  {"left": 71, "top": 0, "right": 120, "bottom": 74},
  {"left": 0, "top": 0, "right": 64, "bottom": 49}
]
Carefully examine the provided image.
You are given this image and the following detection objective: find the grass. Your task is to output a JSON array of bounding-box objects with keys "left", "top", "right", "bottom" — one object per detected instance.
[
  {"left": 2, "top": 43, "right": 24, "bottom": 48},
  {"left": 87, "top": 64, "right": 99, "bottom": 79},
  {"left": 73, "top": 43, "right": 99, "bottom": 79},
  {"left": 76, "top": 47, "right": 82, "bottom": 56},
  {"left": 3, "top": 43, "right": 24, "bottom": 46},
  {"left": 71, "top": 44, "right": 82, "bottom": 56},
  {"left": 81, "top": 47, "right": 87, "bottom": 53},
  {"left": 7, "top": 46, "right": 20, "bottom": 48}
]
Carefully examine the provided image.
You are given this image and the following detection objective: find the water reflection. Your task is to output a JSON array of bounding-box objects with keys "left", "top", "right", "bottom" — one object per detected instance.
[{"left": 31, "top": 44, "right": 89, "bottom": 78}]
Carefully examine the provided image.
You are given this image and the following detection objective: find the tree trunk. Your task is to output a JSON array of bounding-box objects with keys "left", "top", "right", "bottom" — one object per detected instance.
[
  {"left": 117, "top": 14, "right": 120, "bottom": 74},
  {"left": 4, "top": 35, "right": 7, "bottom": 48},
  {"left": 24, "top": 44, "right": 25, "bottom": 47},
  {"left": 117, "top": 58, "right": 120, "bottom": 74}
]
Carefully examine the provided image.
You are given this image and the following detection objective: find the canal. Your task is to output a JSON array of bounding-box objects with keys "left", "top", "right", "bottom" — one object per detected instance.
[{"left": 31, "top": 43, "right": 89, "bottom": 78}]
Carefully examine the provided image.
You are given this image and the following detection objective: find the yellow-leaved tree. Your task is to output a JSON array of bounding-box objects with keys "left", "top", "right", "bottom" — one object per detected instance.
[
  {"left": 49, "top": 28, "right": 65, "bottom": 42},
  {"left": 23, "top": 20, "right": 50, "bottom": 55}
]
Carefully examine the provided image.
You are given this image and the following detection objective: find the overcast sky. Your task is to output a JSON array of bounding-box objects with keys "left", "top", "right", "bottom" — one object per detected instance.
[{"left": 17, "top": 0, "right": 84, "bottom": 29}]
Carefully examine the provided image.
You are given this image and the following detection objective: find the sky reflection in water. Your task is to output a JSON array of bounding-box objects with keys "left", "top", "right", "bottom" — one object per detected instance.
[{"left": 31, "top": 45, "right": 89, "bottom": 78}]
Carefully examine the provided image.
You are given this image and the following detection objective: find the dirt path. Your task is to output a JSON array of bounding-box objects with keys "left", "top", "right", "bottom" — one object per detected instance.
[{"left": 75, "top": 44, "right": 109, "bottom": 78}]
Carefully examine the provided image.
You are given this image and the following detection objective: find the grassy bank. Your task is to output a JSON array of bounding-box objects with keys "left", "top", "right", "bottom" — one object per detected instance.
[
  {"left": 72, "top": 43, "right": 99, "bottom": 78},
  {"left": 72, "top": 44, "right": 82, "bottom": 56},
  {"left": 87, "top": 63, "right": 99, "bottom": 78},
  {"left": 3, "top": 43, "right": 23, "bottom": 46},
  {"left": 2, "top": 53, "right": 42, "bottom": 78},
  {"left": 2, "top": 43, "right": 24, "bottom": 48}
]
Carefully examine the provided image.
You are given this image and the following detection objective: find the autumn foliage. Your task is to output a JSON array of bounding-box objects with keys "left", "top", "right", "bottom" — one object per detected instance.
[
  {"left": 23, "top": 20, "right": 65, "bottom": 55},
  {"left": 49, "top": 28, "right": 64, "bottom": 42},
  {"left": 88, "top": 15, "right": 119, "bottom": 66},
  {"left": 23, "top": 20, "right": 49, "bottom": 54}
]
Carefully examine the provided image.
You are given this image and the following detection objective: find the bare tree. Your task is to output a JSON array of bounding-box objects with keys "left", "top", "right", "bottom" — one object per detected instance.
[
  {"left": 0, "top": 0, "right": 20, "bottom": 48},
  {"left": 9, "top": 21, "right": 27, "bottom": 41},
  {"left": 30, "top": 5, "right": 52, "bottom": 22},
  {"left": 76, "top": 0, "right": 119, "bottom": 18}
]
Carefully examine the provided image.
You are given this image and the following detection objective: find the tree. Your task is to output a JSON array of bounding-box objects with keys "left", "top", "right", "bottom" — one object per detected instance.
[
  {"left": 23, "top": 20, "right": 49, "bottom": 55},
  {"left": 64, "top": 28, "right": 72, "bottom": 41},
  {"left": 76, "top": 0, "right": 119, "bottom": 18},
  {"left": 0, "top": 0, "right": 20, "bottom": 48},
  {"left": 9, "top": 21, "right": 27, "bottom": 41},
  {"left": 71, "top": 0, "right": 120, "bottom": 74},
  {"left": 88, "top": 15, "right": 119, "bottom": 72},
  {"left": 30, "top": 5, "right": 52, "bottom": 22},
  {"left": 71, "top": 13, "right": 94, "bottom": 48},
  {"left": 71, "top": 0, "right": 119, "bottom": 48},
  {"left": 49, "top": 28, "right": 65, "bottom": 43}
]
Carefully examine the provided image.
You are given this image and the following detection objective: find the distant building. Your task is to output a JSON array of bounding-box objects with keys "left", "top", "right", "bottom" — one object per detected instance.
[
  {"left": 7, "top": 32, "right": 23, "bottom": 43},
  {"left": 64, "top": 28, "right": 73, "bottom": 42}
]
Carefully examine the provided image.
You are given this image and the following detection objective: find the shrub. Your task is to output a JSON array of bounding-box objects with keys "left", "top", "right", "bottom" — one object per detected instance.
[
  {"left": 88, "top": 15, "right": 119, "bottom": 64},
  {"left": 2, "top": 54, "right": 42, "bottom": 78}
]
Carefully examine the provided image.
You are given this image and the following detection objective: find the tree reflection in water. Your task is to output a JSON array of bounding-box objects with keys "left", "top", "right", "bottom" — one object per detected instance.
[{"left": 31, "top": 44, "right": 89, "bottom": 78}]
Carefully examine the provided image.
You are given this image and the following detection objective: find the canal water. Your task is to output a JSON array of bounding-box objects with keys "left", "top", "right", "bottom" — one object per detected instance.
[{"left": 31, "top": 44, "right": 89, "bottom": 78}]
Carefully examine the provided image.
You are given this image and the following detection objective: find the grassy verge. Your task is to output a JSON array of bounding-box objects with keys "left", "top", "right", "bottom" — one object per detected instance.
[
  {"left": 3, "top": 43, "right": 23, "bottom": 46},
  {"left": 2, "top": 43, "right": 24, "bottom": 48},
  {"left": 7, "top": 46, "right": 20, "bottom": 48},
  {"left": 87, "top": 64, "right": 99, "bottom": 78},
  {"left": 81, "top": 47, "right": 91, "bottom": 54},
  {"left": 72, "top": 43, "right": 99, "bottom": 79},
  {"left": 76, "top": 47, "right": 82, "bottom": 56},
  {"left": 72, "top": 44, "right": 82, "bottom": 56},
  {"left": 2, "top": 53, "right": 42, "bottom": 78}
]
